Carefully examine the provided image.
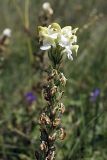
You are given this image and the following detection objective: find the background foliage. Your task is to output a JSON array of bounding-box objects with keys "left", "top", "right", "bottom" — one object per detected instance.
[{"left": 0, "top": 0, "right": 107, "bottom": 160}]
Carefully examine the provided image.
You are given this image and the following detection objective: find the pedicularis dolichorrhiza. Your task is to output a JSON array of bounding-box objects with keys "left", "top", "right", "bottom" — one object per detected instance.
[{"left": 35, "top": 23, "right": 79, "bottom": 160}]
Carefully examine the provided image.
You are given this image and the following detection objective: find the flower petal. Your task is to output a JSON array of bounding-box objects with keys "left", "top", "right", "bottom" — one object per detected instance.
[
  {"left": 59, "top": 35, "right": 69, "bottom": 47},
  {"left": 62, "top": 26, "right": 72, "bottom": 35},
  {"left": 67, "top": 53, "right": 73, "bottom": 60},
  {"left": 40, "top": 45, "right": 51, "bottom": 50},
  {"left": 49, "top": 23, "right": 61, "bottom": 32},
  {"left": 72, "top": 45, "right": 79, "bottom": 55},
  {"left": 66, "top": 48, "right": 73, "bottom": 60},
  {"left": 48, "top": 33, "right": 58, "bottom": 39},
  {"left": 72, "top": 28, "right": 78, "bottom": 34}
]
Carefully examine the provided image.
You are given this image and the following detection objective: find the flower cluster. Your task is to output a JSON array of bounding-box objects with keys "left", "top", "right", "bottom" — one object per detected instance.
[
  {"left": 36, "top": 23, "right": 79, "bottom": 160},
  {"left": 38, "top": 23, "right": 79, "bottom": 60}
]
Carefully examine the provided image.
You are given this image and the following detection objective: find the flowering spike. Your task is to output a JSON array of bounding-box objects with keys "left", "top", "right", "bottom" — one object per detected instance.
[{"left": 36, "top": 22, "right": 79, "bottom": 160}]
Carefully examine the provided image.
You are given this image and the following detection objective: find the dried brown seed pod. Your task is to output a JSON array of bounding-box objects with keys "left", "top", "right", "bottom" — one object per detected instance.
[
  {"left": 45, "top": 150, "right": 55, "bottom": 160},
  {"left": 50, "top": 86, "right": 57, "bottom": 95},
  {"left": 53, "top": 118, "right": 61, "bottom": 127},
  {"left": 59, "top": 128, "right": 66, "bottom": 140},
  {"left": 39, "top": 113, "right": 51, "bottom": 124},
  {"left": 47, "top": 75, "right": 54, "bottom": 81},
  {"left": 40, "top": 141, "right": 47, "bottom": 151},
  {"left": 57, "top": 91, "right": 64, "bottom": 101},
  {"left": 51, "top": 69, "right": 58, "bottom": 77},
  {"left": 48, "top": 132, "right": 57, "bottom": 141},
  {"left": 52, "top": 107, "right": 58, "bottom": 115},
  {"left": 60, "top": 73, "right": 67, "bottom": 86},
  {"left": 59, "top": 103, "right": 65, "bottom": 114}
]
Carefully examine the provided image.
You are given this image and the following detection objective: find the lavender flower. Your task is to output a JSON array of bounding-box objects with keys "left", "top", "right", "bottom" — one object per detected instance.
[
  {"left": 25, "top": 92, "right": 36, "bottom": 103},
  {"left": 90, "top": 88, "right": 100, "bottom": 102}
]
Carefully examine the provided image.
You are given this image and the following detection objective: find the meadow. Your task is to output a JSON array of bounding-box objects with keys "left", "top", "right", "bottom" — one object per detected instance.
[{"left": 0, "top": 0, "right": 107, "bottom": 160}]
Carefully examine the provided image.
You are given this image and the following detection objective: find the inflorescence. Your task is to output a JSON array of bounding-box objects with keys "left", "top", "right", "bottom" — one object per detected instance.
[{"left": 35, "top": 23, "right": 79, "bottom": 160}]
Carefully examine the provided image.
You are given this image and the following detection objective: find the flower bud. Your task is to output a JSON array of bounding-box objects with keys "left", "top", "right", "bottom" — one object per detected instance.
[{"left": 72, "top": 45, "right": 79, "bottom": 55}]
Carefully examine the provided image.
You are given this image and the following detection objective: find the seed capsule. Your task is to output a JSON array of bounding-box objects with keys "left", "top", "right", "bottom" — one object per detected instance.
[
  {"left": 51, "top": 69, "right": 58, "bottom": 76},
  {"left": 50, "top": 86, "right": 57, "bottom": 95},
  {"left": 53, "top": 118, "right": 61, "bottom": 127},
  {"left": 40, "top": 141, "right": 47, "bottom": 150},
  {"left": 59, "top": 128, "right": 66, "bottom": 140},
  {"left": 39, "top": 113, "right": 51, "bottom": 124},
  {"left": 60, "top": 73, "right": 67, "bottom": 86},
  {"left": 59, "top": 103, "right": 65, "bottom": 114},
  {"left": 48, "top": 132, "right": 57, "bottom": 141},
  {"left": 46, "top": 150, "right": 55, "bottom": 160}
]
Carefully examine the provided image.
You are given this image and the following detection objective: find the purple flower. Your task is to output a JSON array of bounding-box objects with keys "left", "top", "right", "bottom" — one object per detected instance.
[
  {"left": 90, "top": 88, "right": 100, "bottom": 102},
  {"left": 25, "top": 92, "right": 36, "bottom": 103}
]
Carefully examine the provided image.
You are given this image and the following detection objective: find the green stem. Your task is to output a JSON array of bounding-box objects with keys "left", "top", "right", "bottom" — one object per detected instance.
[
  {"left": 1, "top": 136, "right": 7, "bottom": 159},
  {"left": 24, "top": 0, "right": 30, "bottom": 30},
  {"left": 24, "top": 0, "right": 34, "bottom": 64},
  {"left": 92, "top": 101, "right": 99, "bottom": 148},
  {"left": 12, "top": 0, "right": 24, "bottom": 25}
]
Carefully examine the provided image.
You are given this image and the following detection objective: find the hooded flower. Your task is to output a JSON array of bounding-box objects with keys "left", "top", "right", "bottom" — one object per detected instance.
[
  {"left": 38, "top": 23, "right": 79, "bottom": 60},
  {"left": 58, "top": 26, "right": 78, "bottom": 60}
]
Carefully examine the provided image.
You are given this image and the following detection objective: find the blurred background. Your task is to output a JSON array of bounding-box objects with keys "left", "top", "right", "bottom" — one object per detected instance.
[{"left": 0, "top": 0, "right": 107, "bottom": 160}]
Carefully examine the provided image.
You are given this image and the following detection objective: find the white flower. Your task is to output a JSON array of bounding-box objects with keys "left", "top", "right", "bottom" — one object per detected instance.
[
  {"left": 58, "top": 26, "right": 78, "bottom": 60},
  {"left": 3, "top": 28, "right": 11, "bottom": 37},
  {"left": 39, "top": 23, "right": 61, "bottom": 50},
  {"left": 42, "top": 2, "right": 53, "bottom": 15}
]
